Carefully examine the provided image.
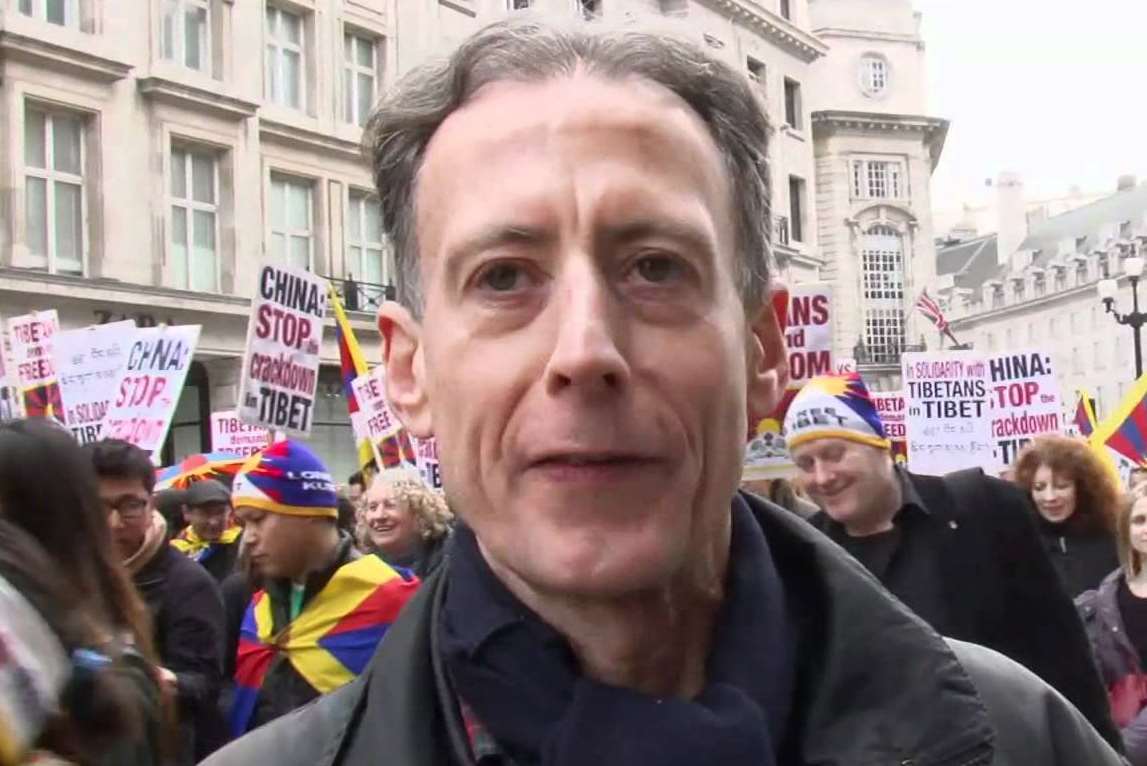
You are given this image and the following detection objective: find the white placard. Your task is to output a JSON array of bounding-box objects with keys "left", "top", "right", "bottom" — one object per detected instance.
[
  {"left": 7, "top": 310, "right": 62, "bottom": 419},
  {"left": 210, "top": 410, "right": 271, "bottom": 456},
  {"left": 413, "top": 435, "right": 443, "bottom": 492},
  {"left": 53, "top": 321, "right": 137, "bottom": 444},
  {"left": 872, "top": 390, "right": 908, "bottom": 464},
  {"left": 349, "top": 366, "right": 402, "bottom": 446},
  {"left": 986, "top": 349, "right": 1063, "bottom": 468},
  {"left": 102, "top": 325, "right": 201, "bottom": 454},
  {"left": 237, "top": 263, "right": 328, "bottom": 436},
  {"left": 903, "top": 351, "right": 993, "bottom": 475}
]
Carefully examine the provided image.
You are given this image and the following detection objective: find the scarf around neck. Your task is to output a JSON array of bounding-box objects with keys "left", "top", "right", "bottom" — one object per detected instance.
[
  {"left": 122, "top": 511, "right": 168, "bottom": 576},
  {"left": 171, "top": 524, "right": 242, "bottom": 562},
  {"left": 439, "top": 497, "right": 796, "bottom": 766}
]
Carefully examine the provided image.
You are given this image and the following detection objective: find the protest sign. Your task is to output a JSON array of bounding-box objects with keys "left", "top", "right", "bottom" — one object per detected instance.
[
  {"left": 53, "top": 321, "right": 137, "bottom": 444},
  {"left": 237, "top": 263, "right": 328, "bottom": 437},
  {"left": 0, "top": 336, "right": 17, "bottom": 421},
  {"left": 872, "top": 391, "right": 908, "bottom": 464},
  {"left": 987, "top": 350, "right": 1063, "bottom": 467},
  {"left": 210, "top": 410, "right": 271, "bottom": 456},
  {"left": 349, "top": 366, "right": 401, "bottom": 448},
  {"left": 902, "top": 351, "right": 992, "bottom": 475},
  {"left": 413, "top": 436, "right": 443, "bottom": 492},
  {"left": 7, "top": 310, "right": 63, "bottom": 420},
  {"left": 744, "top": 283, "right": 834, "bottom": 480},
  {"left": 102, "top": 325, "right": 201, "bottom": 454}
]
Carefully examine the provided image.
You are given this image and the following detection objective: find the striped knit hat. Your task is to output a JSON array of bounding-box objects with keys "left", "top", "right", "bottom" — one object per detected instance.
[
  {"left": 231, "top": 440, "right": 338, "bottom": 518},
  {"left": 783, "top": 373, "right": 891, "bottom": 452}
]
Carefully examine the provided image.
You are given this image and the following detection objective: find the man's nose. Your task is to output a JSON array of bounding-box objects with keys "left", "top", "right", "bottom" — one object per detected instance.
[
  {"left": 107, "top": 510, "right": 122, "bottom": 530},
  {"left": 543, "top": 257, "right": 631, "bottom": 397},
  {"left": 810, "top": 461, "right": 835, "bottom": 489}
]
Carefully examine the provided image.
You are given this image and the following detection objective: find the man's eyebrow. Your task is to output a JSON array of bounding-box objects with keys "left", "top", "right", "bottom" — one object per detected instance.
[
  {"left": 443, "top": 224, "right": 553, "bottom": 282},
  {"left": 597, "top": 218, "right": 718, "bottom": 259}
]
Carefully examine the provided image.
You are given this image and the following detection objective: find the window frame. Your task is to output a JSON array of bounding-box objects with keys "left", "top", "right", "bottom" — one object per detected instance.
[
  {"left": 859, "top": 53, "right": 889, "bottom": 98},
  {"left": 849, "top": 158, "right": 906, "bottom": 201},
  {"left": 269, "top": 173, "right": 315, "bottom": 272},
  {"left": 783, "top": 77, "right": 802, "bottom": 130},
  {"left": 345, "top": 188, "right": 389, "bottom": 285},
  {"left": 266, "top": 5, "right": 307, "bottom": 111},
  {"left": 788, "top": 175, "right": 805, "bottom": 244},
  {"left": 168, "top": 143, "right": 221, "bottom": 292},
  {"left": 860, "top": 224, "right": 906, "bottom": 362},
  {"left": 19, "top": 0, "right": 80, "bottom": 27},
  {"left": 343, "top": 30, "right": 379, "bottom": 128},
  {"left": 162, "top": 0, "right": 212, "bottom": 73},
  {"left": 23, "top": 103, "right": 88, "bottom": 276}
]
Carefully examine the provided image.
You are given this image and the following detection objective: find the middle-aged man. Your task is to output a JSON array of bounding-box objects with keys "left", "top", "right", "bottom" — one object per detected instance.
[
  {"left": 206, "top": 18, "right": 1123, "bottom": 766},
  {"left": 170, "top": 478, "right": 243, "bottom": 582},
  {"left": 784, "top": 372, "right": 1120, "bottom": 746},
  {"left": 87, "top": 439, "right": 227, "bottom": 764}
]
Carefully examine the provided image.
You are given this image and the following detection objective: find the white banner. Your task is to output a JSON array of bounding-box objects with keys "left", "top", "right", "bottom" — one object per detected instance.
[
  {"left": 903, "top": 351, "right": 993, "bottom": 475},
  {"left": 986, "top": 350, "right": 1063, "bottom": 468},
  {"left": 413, "top": 435, "right": 443, "bottom": 492},
  {"left": 210, "top": 410, "right": 271, "bottom": 456},
  {"left": 237, "top": 263, "right": 328, "bottom": 436},
  {"left": 53, "top": 321, "right": 137, "bottom": 444},
  {"left": 7, "top": 310, "right": 62, "bottom": 419},
  {"left": 102, "top": 325, "right": 201, "bottom": 454},
  {"left": 349, "top": 366, "right": 402, "bottom": 446}
]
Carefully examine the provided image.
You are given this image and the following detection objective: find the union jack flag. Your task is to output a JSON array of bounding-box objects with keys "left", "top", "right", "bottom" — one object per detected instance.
[{"left": 914, "top": 289, "right": 961, "bottom": 346}]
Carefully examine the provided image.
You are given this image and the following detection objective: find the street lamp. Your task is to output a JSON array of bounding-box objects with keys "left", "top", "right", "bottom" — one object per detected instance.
[{"left": 1099, "top": 254, "right": 1147, "bottom": 378}]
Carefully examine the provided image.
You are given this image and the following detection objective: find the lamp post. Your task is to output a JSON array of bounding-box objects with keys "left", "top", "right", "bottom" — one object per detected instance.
[{"left": 1098, "top": 255, "right": 1147, "bottom": 378}]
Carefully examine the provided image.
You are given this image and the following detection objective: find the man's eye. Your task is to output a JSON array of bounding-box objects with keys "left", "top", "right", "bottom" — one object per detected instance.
[
  {"left": 477, "top": 263, "right": 529, "bottom": 292},
  {"left": 632, "top": 254, "right": 683, "bottom": 284}
]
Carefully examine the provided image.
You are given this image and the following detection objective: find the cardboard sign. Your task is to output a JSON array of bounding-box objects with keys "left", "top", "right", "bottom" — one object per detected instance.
[
  {"left": 102, "top": 325, "right": 201, "bottom": 453},
  {"left": 210, "top": 410, "right": 272, "bottom": 456},
  {"left": 413, "top": 436, "right": 443, "bottom": 492},
  {"left": 902, "top": 351, "right": 993, "bottom": 475},
  {"left": 872, "top": 391, "right": 908, "bottom": 465},
  {"left": 53, "top": 321, "right": 137, "bottom": 444},
  {"left": 237, "top": 263, "right": 328, "bottom": 436},
  {"left": 744, "top": 283, "right": 834, "bottom": 480},
  {"left": 7, "top": 310, "right": 63, "bottom": 420},
  {"left": 987, "top": 350, "right": 1063, "bottom": 467},
  {"left": 349, "top": 366, "right": 402, "bottom": 447}
]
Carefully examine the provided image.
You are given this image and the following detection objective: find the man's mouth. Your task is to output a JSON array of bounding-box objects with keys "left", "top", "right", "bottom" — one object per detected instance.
[{"left": 528, "top": 451, "right": 662, "bottom": 481}]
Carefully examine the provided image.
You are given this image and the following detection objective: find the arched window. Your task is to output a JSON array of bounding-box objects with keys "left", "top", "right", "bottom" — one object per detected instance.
[
  {"left": 859, "top": 53, "right": 889, "bottom": 97},
  {"left": 860, "top": 225, "right": 905, "bottom": 363}
]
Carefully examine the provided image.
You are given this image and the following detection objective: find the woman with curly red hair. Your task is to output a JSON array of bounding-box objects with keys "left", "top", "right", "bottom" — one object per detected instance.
[{"left": 1015, "top": 435, "right": 1120, "bottom": 597}]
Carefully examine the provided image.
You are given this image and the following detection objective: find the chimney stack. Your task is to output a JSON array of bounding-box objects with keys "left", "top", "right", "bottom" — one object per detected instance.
[{"left": 996, "top": 171, "right": 1026, "bottom": 268}]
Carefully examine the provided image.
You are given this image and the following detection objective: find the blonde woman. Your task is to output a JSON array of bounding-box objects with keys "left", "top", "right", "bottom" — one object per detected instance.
[{"left": 360, "top": 469, "right": 453, "bottom": 578}]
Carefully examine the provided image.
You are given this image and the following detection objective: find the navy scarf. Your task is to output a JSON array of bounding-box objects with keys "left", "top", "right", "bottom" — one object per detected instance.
[{"left": 440, "top": 497, "right": 795, "bottom": 766}]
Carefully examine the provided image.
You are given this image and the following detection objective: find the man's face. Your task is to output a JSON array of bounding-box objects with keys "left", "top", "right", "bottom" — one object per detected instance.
[
  {"left": 379, "top": 74, "right": 786, "bottom": 598},
  {"left": 98, "top": 476, "right": 153, "bottom": 560},
  {"left": 184, "top": 501, "right": 231, "bottom": 542},
  {"left": 791, "top": 439, "right": 897, "bottom": 530},
  {"left": 234, "top": 507, "right": 316, "bottom": 581}
]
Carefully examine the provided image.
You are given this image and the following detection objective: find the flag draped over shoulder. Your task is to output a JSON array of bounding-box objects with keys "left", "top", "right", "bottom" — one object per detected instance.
[
  {"left": 329, "top": 286, "right": 376, "bottom": 474},
  {"left": 1092, "top": 374, "right": 1147, "bottom": 468},
  {"left": 1074, "top": 391, "right": 1098, "bottom": 440},
  {"left": 229, "top": 555, "right": 418, "bottom": 737}
]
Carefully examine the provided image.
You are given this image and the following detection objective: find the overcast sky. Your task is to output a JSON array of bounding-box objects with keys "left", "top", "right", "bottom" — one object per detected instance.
[{"left": 914, "top": 0, "right": 1147, "bottom": 209}]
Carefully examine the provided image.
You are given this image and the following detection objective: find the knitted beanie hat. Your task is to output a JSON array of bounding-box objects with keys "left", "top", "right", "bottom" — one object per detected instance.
[
  {"left": 783, "top": 373, "right": 891, "bottom": 452},
  {"left": 231, "top": 440, "right": 338, "bottom": 518}
]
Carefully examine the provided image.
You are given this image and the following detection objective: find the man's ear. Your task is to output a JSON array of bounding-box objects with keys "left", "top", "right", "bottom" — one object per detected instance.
[
  {"left": 377, "top": 302, "right": 433, "bottom": 438},
  {"left": 747, "top": 285, "right": 790, "bottom": 427}
]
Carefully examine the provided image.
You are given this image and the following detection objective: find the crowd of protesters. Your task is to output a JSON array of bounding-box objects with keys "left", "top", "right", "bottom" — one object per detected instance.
[{"left": 3, "top": 14, "right": 1145, "bottom": 766}]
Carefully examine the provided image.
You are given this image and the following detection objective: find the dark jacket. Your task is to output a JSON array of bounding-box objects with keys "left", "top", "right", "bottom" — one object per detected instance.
[
  {"left": 133, "top": 543, "right": 227, "bottom": 763},
  {"left": 379, "top": 532, "right": 452, "bottom": 580},
  {"left": 199, "top": 539, "right": 241, "bottom": 583},
  {"left": 811, "top": 467, "right": 1119, "bottom": 749},
  {"left": 1078, "top": 570, "right": 1147, "bottom": 765},
  {"left": 204, "top": 493, "right": 1123, "bottom": 766},
  {"left": 1039, "top": 518, "right": 1120, "bottom": 598}
]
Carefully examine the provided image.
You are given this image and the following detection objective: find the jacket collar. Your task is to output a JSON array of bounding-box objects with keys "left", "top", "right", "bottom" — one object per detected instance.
[{"left": 332, "top": 493, "right": 994, "bottom": 766}]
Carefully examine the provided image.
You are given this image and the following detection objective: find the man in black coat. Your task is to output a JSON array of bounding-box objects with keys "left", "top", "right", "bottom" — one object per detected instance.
[
  {"left": 89, "top": 439, "right": 228, "bottom": 764},
  {"left": 785, "top": 373, "right": 1119, "bottom": 748}
]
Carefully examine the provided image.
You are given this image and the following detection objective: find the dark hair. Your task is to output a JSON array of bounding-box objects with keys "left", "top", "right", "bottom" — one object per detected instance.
[
  {"left": 348, "top": 471, "right": 365, "bottom": 489},
  {"left": 365, "top": 16, "right": 772, "bottom": 317},
  {"left": 86, "top": 438, "right": 157, "bottom": 494},
  {"left": 1014, "top": 435, "right": 1119, "bottom": 534},
  {"left": 0, "top": 420, "right": 155, "bottom": 653}
]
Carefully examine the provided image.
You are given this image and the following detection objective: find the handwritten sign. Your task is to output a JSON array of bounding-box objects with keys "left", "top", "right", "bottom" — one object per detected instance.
[
  {"left": 413, "top": 436, "right": 443, "bottom": 492},
  {"left": 210, "top": 410, "right": 271, "bottom": 456},
  {"left": 903, "top": 351, "right": 992, "bottom": 475},
  {"left": 53, "top": 321, "right": 137, "bottom": 444},
  {"left": 7, "top": 310, "right": 63, "bottom": 420},
  {"left": 987, "top": 350, "right": 1062, "bottom": 467},
  {"left": 872, "top": 391, "right": 908, "bottom": 465},
  {"left": 744, "top": 283, "right": 834, "bottom": 479},
  {"left": 349, "top": 366, "right": 401, "bottom": 449},
  {"left": 102, "top": 325, "right": 201, "bottom": 453},
  {"left": 237, "top": 263, "right": 328, "bottom": 436}
]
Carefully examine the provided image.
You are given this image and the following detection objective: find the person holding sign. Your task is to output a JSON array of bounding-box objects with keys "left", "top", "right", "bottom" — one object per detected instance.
[
  {"left": 170, "top": 480, "right": 243, "bottom": 583},
  {"left": 787, "top": 373, "right": 1119, "bottom": 749},
  {"left": 205, "top": 17, "right": 1122, "bottom": 766},
  {"left": 360, "top": 468, "right": 453, "bottom": 578}
]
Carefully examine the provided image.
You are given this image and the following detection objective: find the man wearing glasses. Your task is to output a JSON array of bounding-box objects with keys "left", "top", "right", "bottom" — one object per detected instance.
[{"left": 88, "top": 439, "right": 228, "bottom": 764}]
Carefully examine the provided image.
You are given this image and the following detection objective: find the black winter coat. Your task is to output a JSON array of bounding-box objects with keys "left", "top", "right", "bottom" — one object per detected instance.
[
  {"left": 133, "top": 544, "right": 227, "bottom": 763},
  {"left": 1039, "top": 518, "right": 1120, "bottom": 598},
  {"left": 811, "top": 468, "right": 1119, "bottom": 750},
  {"left": 203, "top": 492, "right": 1123, "bottom": 766}
]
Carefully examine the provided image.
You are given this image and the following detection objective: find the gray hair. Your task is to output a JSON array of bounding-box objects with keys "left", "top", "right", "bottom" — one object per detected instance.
[{"left": 364, "top": 17, "right": 772, "bottom": 316}]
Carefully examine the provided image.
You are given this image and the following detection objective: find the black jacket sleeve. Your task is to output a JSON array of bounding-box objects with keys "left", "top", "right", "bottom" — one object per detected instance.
[
  {"left": 160, "top": 556, "right": 226, "bottom": 712},
  {"left": 977, "top": 476, "right": 1121, "bottom": 751}
]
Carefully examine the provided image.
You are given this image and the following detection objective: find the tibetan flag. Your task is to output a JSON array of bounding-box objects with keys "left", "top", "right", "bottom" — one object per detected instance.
[
  {"left": 1073, "top": 392, "right": 1098, "bottom": 440},
  {"left": 229, "top": 555, "right": 419, "bottom": 737},
  {"left": 1093, "top": 374, "right": 1147, "bottom": 469},
  {"left": 329, "top": 286, "right": 376, "bottom": 474},
  {"left": 170, "top": 524, "right": 242, "bottom": 563}
]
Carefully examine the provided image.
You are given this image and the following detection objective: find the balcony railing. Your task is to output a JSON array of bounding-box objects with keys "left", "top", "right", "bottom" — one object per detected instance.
[
  {"left": 854, "top": 341, "right": 927, "bottom": 367},
  {"left": 326, "top": 276, "right": 396, "bottom": 313}
]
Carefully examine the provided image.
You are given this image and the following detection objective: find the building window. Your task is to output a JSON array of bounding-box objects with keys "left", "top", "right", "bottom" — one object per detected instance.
[
  {"left": 266, "top": 6, "right": 305, "bottom": 110},
  {"left": 18, "top": 0, "right": 79, "bottom": 27},
  {"left": 779, "top": 0, "right": 791, "bottom": 20},
  {"left": 347, "top": 190, "right": 387, "bottom": 288},
  {"left": 269, "top": 175, "right": 313, "bottom": 271},
  {"left": 859, "top": 54, "right": 888, "bottom": 97},
  {"left": 1033, "top": 276, "right": 1045, "bottom": 297},
  {"left": 783, "top": 78, "right": 802, "bottom": 129},
  {"left": 577, "top": 0, "right": 602, "bottom": 19},
  {"left": 344, "top": 32, "right": 379, "bottom": 127},
  {"left": 1011, "top": 280, "right": 1023, "bottom": 301},
  {"left": 861, "top": 225, "right": 905, "bottom": 362},
  {"left": 508, "top": 0, "right": 532, "bottom": 8},
  {"left": 1075, "top": 261, "right": 1088, "bottom": 285},
  {"left": 24, "top": 104, "right": 85, "bottom": 275},
  {"left": 170, "top": 145, "right": 219, "bottom": 292},
  {"left": 1053, "top": 268, "right": 1066, "bottom": 292},
  {"left": 658, "top": 0, "right": 687, "bottom": 13},
  {"left": 850, "top": 159, "right": 904, "bottom": 200},
  {"left": 864, "top": 310, "right": 904, "bottom": 363},
  {"left": 788, "top": 176, "right": 805, "bottom": 244},
  {"left": 162, "top": 0, "right": 210, "bottom": 72},
  {"left": 746, "top": 56, "right": 765, "bottom": 86}
]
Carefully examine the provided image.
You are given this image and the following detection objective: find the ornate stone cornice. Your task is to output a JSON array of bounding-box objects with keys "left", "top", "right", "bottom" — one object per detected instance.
[
  {"left": 258, "top": 117, "right": 362, "bottom": 160},
  {"left": 707, "top": 0, "right": 828, "bottom": 62},
  {"left": 138, "top": 77, "right": 258, "bottom": 121},
  {"left": 812, "top": 109, "right": 950, "bottom": 169},
  {"left": 812, "top": 26, "right": 925, "bottom": 50},
  {"left": 0, "top": 31, "right": 131, "bottom": 83}
]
